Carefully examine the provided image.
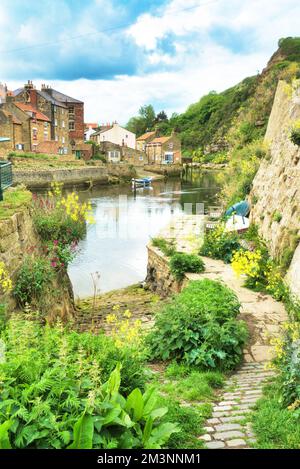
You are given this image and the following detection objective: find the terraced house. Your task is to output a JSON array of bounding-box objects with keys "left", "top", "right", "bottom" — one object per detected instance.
[
  {"left": 10, "top": 81, "right": 84, "bottom": 154},
  {"left": 0, "top": 101, "right": 50, "bottom": 154},
  {"left": 145, "top": 132, "right": 182, "bottom": 165}
]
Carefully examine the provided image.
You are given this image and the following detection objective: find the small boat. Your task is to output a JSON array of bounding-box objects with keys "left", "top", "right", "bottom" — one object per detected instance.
[
  {"left": 225, "top": 200, "right": 250, "bottom": 218},
  {"left": 225, "top": 215, "right": 250, "bottom": 233},
  {"left": 131, "top": 177, "right": 153, "bottom": 188}
]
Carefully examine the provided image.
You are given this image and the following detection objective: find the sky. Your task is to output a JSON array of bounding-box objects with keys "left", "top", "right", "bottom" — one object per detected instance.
[{"left": 0, "top": 0, "right": 300, "bottom": 124}]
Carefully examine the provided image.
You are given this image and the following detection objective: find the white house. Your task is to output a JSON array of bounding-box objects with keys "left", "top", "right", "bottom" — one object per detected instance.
[
  {"left": 84, "top": 123, "right": 98, "bottom": 141},
  {"left": 92, "top": 122, "right": 136, "bottom": 149}
]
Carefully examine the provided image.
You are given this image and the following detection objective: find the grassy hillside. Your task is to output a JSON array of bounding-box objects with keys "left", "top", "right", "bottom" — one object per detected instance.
[{"left": 151, "top": 37, "right": 300, "bottom": 154}]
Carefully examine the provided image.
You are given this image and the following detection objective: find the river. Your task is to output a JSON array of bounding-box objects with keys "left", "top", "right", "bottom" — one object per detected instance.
[{"left": 68, "top": 169, "right": 220, "bottom": 299}]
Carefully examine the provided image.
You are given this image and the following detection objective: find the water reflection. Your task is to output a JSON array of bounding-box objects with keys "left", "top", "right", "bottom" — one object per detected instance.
[{"left": 68, "top": 169, "right": 220, "bottom": 298}]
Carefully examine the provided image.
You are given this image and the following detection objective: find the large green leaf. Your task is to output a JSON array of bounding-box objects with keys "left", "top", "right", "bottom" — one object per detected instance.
[
  {"left": 67, "top": 414, "right": 94, "bottom": 449},
  {"left": 125, "top": 388, "right": 144, "bottom": 421},
  {"left": 146, "top": 422, "right": 180, "bottom": 449},
  {"left": 0, "top": 420, "right": 12, "bottom": 449}
]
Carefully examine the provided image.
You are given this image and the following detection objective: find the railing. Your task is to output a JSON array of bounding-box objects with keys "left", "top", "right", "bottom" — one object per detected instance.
[{"left": 0, "top": 161, "right": 13, "bottom": 201}]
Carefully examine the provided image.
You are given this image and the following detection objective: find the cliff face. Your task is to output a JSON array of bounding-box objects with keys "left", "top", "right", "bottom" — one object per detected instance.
[{"left": 250, "top": 80, "right": 300, "bottom": 297}]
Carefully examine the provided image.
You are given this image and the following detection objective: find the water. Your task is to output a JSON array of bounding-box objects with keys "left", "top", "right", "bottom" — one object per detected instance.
[{"left": 68, "top": 169, "right": 220, "bottom": 298}]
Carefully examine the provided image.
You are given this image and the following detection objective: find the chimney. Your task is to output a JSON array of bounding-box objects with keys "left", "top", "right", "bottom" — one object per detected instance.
[{"left": 29, "top": 89, "right": 38, "bottom": 108}]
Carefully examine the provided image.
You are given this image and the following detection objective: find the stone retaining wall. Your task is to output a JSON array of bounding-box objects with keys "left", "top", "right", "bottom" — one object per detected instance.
[
  {"left": 143, "top": 164, "right": 183, "bottom": 177},
  {"left": 12, "top": 164, "right": 136, "bottom": 189},
  {"left": 146, "top": 245, "right": 183, "bottom": 297},
  {"left": 0, "top": 206, "right": 74, "bottom": 319}
]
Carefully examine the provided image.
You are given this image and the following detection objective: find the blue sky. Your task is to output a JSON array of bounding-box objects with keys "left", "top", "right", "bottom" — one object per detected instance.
[{"left": 1, "top": 0, "right": 300, "bottom": 122}]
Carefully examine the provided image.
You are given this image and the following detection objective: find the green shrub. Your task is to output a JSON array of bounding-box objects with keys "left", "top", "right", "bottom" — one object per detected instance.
[
  {"left": 0, "top": 318, "right": 178, "bottom": 449},
  {"left": 169, "top": 253, "right": 205, "bottom": 280},
  {"left": 200, "top": 223, "right": 242, "bottom": 263},
  {"left": 151, "top": 237, "right": 176, "bottom": 257},
  {"left": 290, "top": 127, "right": 300, "bottom": 146},
  {"left": 273, "top": 211, "right": 283, "bottom": 223},
  {"left": 147, "top": 279, "right": 247, "bottom": 370},
  {"left": 34, "top": 209, "right": 86, "bottom": 245},
  {"left": 13, "top": 256, "right": 54, "bottom": 307}
]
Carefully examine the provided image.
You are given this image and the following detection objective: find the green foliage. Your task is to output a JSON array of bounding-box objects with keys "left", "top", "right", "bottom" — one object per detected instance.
[
  {"left": 219, "top": 140, "right": 265, "bottom": 206},
  {"left": 278, "top": 37, "right": 300, "bottom": 62},
  {"left": 147, "top": 279, "right": 247, "bottom": 370},
  {"left": 169, "top": 252, "right": 205, "bottom": 281},
  {"left": 34, "top": 209, "right": 86, "bottom": 245},
  {"left": 290, "top": 127, "right": 300, "bottom": 146},
  {"left": 272, "top": 211, "right": 283, "bottom": 223},
  {"left": 252, "top": 382, "right": 300, "bottom": 449},
  {"left": 192, "top": 149, "right": 228, "bottom": 164},
  {"left": 200, "top": 224, "right": 242, "bottom": 263},
  {"left": 126, "top": 105, "right": 156, "bottom": 137},
  {"left": 0, "top": 318, "right": 178, "bottom": 449},
  {"left": 0, "top": 186, "right": 32, "bottom": 220},
  {"left": 151, "top": 237, "right": 176, "bottom": 257},
  {"left": 92, "top": 154, "right": 107, "bottom": 163},
  {"left": 13, "top": 256, "right": 54, "bottom": 307}
]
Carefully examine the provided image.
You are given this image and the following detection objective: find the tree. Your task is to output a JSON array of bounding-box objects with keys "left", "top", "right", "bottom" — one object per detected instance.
[
  {"left": 138, "top": 105, "right": 156, "bottom": 129},
  {"left": 126, "top": 104, "right": 156, "bottom": 137},
  {"left": 155, "top": 110, "right": 168, "bottom": 122}
]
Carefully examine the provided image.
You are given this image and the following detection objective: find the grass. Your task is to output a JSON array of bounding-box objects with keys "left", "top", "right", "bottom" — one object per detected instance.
[
  {"left": 151, "top": 237, "right": 176, "bottom": 256},
  {"left": 148, "top": 361, "right": 225, "bottom": 448},
  {"left": 252, "top": 382, "right": 300, "bottom": 448},
  {"left": 9, "top": 151, "right": 59, "bottom": 160},
  {"left": 0, "top": 186, "right": 32, "bottom": 220}
]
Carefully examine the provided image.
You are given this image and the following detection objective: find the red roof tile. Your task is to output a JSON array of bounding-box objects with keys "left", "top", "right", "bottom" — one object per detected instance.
[
  {"left": 137, "top": 131, "right": 156, "bottom": 141},
  {"left": 14, "top": 102, "right": 50, "bottom": 122},
  {"left": 147, "top": 136, "right": 171, "bottom": 145}
]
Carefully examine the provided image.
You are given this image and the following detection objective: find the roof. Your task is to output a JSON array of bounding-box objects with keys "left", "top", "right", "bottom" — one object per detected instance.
[
  {"left": 13, "top": 87, "right": 68, "bottom": 108},
  {"left": 137, "top": 131, "right": 156, "bottom": 141},
  {"left": 92, "top": 125, "right": 113, "bottom": 136},
  {"left": 147, "top": 136, "right": 171, "bottom": 145},
  {"left": 1, "top": 109, "right": 22, "bottom": 125},
  {"left": 14, "top": 103, "right": 51, "bottom": 122},
  {"left": 85, "top": 123, "right": 98, "bottom": 129},
  {"left": 45, "top": 88, "right": 83, "bottom": 104}
]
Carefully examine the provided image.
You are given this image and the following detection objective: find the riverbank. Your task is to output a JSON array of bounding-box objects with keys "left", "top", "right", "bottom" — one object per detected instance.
[{"left": 12, "top": 163, "right": 136, "bottom": 189}]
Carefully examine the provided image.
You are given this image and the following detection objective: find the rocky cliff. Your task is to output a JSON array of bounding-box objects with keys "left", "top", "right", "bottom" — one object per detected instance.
[{"left": 250, "top": 79, "right": 300, "bottom": 297}]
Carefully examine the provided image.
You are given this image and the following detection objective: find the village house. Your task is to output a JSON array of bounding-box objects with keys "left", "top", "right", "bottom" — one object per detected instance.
[
  {"left": 12, "top": 81, "right": 70, "bottom": 154},
  {"left": 136, "top": 130, "right": 157, "bottom": 151},
  {"left": 40, "top": 85, "right": 84, "bottom": 144},
  {"left": 0, "top": 102, "right": 51, "bottom": 153},
  {"left": 145, "top": 132, "right": 182, "bottom": 165},
  {"left": 91, "top": 122, "right": 136, "bottom": 149},
  {"left": 84, "top": 123, "right": 98, "bottom": 141}
]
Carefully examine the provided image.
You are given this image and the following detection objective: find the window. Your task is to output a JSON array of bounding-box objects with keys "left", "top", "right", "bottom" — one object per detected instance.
[
  {"left": 44, "top": 122, "right": 48, "bottom": 130},
  {"left": 62, "top": 120, "right": 65, "bottom": 128},
  {"left": 54, "top": 119, "right": 58, "bottom": 126},
  {"left": 54, "top": 105, "right": 57, "bottom": 113},
  {"left": 139, "top": 155, "right": 143, "bottom": 161},
  {"left": 69, "top": 121, "right": 75, "bottom": 131},
  {"left": 69, "top": 106, "right": 75, "bottom": 116},
  {"left": 32, "top": 128, "right": 38, "bottom": 140},
  {"left": 63, "top": 147, "right": 68, "bottom": 155},
  {"left": 164, "top": 152, "right": 174, "bottom": 164},
  {"left": 108, "top": 151, "right": 120, "bottom": 160},
  {"left": 168, "top": 142, "right": 174, "bottom": 150},
  {"left": 62, "top": 136, "right": 65, "bottom": 144},
  {"left": 55, "top": 135, "right": 58, "bottom": 142},
  {"left": 44, "top": 131, "right": 48, "bottom": 142}
]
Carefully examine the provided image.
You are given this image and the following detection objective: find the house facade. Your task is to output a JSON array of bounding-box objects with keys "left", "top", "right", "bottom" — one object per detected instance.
[
  {"left": 136, "top": 131, "right": 156, "bottom": 151},
  {"left": 91, "top": 122, "right": 136, "bottom": 149},
  {"left": 12, "top": 81, "right": 69, "bottom": 153},
  {"left": 0, "top": 102, "right": 51, "bottom": 152},
  {"left": 84, "top": 123, "right": 98, "bottom": 141},
  {"left": 40, "top": 85, "right": 84, "bottom": 144},
  {"left": 145, "top": 132, "right": 182, "bottom": 165}
]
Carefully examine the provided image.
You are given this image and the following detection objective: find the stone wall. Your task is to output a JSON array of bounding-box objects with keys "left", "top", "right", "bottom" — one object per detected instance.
[
  {"left": 12, "top": 163, "right": 136, "bottom": 189},
  {"left": 0, "top": 205, "right": 74, "bottom": 319},
  {"left": 146, "top": 245, "right": 182, "bottom": 297},
  {"left": 250, "top": 80, "right": 300, "bottom": 297},
  {"left": 144, "top": 164, "right": 183, "bottom": 176}
]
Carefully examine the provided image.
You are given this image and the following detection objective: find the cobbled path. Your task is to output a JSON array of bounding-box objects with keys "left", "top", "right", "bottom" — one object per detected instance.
[{"left": 198, "top": 362, "right": 275, "bottom": 448}]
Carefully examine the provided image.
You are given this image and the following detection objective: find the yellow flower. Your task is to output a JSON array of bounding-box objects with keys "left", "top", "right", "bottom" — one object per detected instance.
[{"left": 123, "top": 309, "right": 132, "bottom": 318}]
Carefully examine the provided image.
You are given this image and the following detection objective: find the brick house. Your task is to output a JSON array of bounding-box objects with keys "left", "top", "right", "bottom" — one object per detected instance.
[
  {"left": 40, "top": 85, "right": 84, "bottom": 144},
  {"left": 12, "top": 81, "right": 69, "bottom": 153},
  {"left": 145, "top": 132, "right": 182, "bottom": 165},
  {"left": 0, "top": 102, "right": 50, "bottom": 152},
  {"left": 136, "top": 131, "right": 156, "bottom": 151}
]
